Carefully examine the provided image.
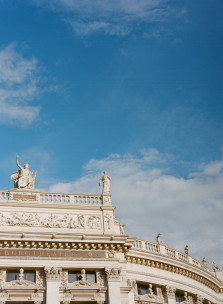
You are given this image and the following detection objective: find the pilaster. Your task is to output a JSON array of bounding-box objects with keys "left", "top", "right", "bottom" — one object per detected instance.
[
  {"left": 45, "top": 267, "right": 62, "bottom": 304},
  {"left": 106, "top": 267, "right": 121, "bottom": 304}
]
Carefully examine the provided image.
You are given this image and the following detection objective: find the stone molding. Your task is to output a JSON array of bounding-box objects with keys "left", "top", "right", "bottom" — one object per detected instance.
[
  {"left": 0, "top": 239, "right": 130, "bottom": 252},
  {"left": 45, "top": 267, "right": 62, "bottom": 281},
  {"left": 105, "top": 268, "right": 121, "bottom": 281},
  {"left": 126, "top": 255, "right": 221, "bottom": 293}
]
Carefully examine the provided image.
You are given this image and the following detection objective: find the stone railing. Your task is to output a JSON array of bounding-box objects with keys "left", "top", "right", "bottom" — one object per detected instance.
[
  {"left": 132, "top": 238, "right": 209, "bottom": 271},
  {"left": 0, "top": 190, "right": 102, "bottom": 206},
  {"left": 133, "top": 239, "right": 160, "bottom": 253}
]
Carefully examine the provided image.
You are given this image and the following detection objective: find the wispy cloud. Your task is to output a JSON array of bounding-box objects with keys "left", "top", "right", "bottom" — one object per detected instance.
[
  {"left": 49, "top": 149, "right": 223, "bottom": 268},
  {"left": 0, "top": 44, "right": 42, "bottom": 126},
  {"left": 35, "top": 0, "right": 180, "bottom": 36}
]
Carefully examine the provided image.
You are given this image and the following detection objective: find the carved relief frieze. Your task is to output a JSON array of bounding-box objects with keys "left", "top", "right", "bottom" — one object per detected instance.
[{"left": 0, "top": 212, "right": 102, "bottom": 230}]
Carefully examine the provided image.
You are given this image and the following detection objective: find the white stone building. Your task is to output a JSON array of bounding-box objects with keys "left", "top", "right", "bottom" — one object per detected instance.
[{"left": 0, "top": 160, "right": 222, "bottom": 304}]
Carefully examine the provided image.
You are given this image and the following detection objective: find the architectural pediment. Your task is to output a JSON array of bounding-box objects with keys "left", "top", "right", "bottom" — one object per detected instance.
[{"left": 4, "top": 279, "right": 40, "bottom": 289}]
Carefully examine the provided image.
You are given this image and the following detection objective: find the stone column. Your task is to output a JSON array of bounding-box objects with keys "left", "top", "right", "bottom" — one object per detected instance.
[
  {"left": 45, "top": 267, "right": 62, "bottom": 304},
  {"left": 106, "top": 268, "right": 121, "bottom": 304},
  {"left": 166, "top": 286, "right": 176, "bottom": 304}
]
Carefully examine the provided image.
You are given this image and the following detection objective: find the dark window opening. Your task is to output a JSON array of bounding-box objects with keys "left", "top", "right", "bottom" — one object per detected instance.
[
  {"left": 137, "top": 284, "right": 148, "bottom": 295},
  {"left": 68, "top": 271, "right": 96, "bottom": 283},
  {"left": 176, "top": 293, "right": 184, "bottom": 303},
  {"left": 7, "top": 270, "right": 35, "bottom": 282}
]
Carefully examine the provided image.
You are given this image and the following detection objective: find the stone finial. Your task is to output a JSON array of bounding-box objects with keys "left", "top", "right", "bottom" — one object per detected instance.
[
  {"left": 11, "top": 155, "right": 37, "bottom": 189},
  {"left": 184, "top": 244, "right": 189, "bottom": 255},
  {"left": 156, "top": 233, "right": 163, "bottom": 244},
  {"left": 99, "top": 171, "right": 111, "bottom": 195}
]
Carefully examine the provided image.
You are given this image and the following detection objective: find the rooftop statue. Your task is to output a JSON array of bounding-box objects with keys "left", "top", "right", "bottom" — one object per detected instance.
[
  {"left": 11, "top": 155, "right": 37, "bottom": 189},
  {"left": 99, "top": 171, "right": 111, "bottom": 195}
]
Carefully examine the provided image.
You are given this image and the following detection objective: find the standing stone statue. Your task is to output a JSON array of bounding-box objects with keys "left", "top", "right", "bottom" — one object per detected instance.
[
  {"left": 11, "top": 155, "right": 37, "bottom": 189},
  {"left": 99, "top": 171, "right": 111, "bottom": 195}
]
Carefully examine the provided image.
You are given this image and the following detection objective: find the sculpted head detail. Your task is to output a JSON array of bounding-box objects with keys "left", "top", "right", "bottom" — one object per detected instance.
[{"left": 24, "top": 163, "right": 29, "bottom": 169}]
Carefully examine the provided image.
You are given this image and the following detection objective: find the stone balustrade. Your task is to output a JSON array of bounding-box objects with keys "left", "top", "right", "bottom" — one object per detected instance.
[
  {"left": 0, "top": 190, "right": 102, "bottom": 206},
  {"left": 132, "top": 238, "right": 208, "bottom": 271}
]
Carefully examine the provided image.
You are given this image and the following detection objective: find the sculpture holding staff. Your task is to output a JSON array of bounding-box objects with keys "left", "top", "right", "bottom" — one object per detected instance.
[
  {"left": 11, "top": 155, "right": 37, "bottom": 189},
  {"left": 99, "top": 171, "right": 111, "bottom": 195}
]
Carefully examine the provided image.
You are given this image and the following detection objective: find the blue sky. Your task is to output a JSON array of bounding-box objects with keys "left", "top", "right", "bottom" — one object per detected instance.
[{"left": 0, "top": 0, "right": 223, "bottom": 267}]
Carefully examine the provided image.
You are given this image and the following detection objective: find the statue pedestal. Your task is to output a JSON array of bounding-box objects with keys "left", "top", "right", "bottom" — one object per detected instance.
[{"left": 9, "top": 188, "right": 40, "bottom": 201}]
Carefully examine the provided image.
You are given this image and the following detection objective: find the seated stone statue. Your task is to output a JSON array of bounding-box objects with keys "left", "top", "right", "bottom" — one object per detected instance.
[{"left": 11, "top": 156, "right": 37, "bottom": 189}]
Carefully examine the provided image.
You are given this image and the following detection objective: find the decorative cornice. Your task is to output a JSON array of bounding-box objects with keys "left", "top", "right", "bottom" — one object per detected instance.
[
  {"left": 0, "top": 239, "right": 130, "bottom": 252},
  {"left": 126, "top": 255, "right": 221, "bottom": 293}
]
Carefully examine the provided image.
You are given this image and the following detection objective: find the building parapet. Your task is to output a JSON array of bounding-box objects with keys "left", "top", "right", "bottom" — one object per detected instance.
[{"left": 132, "top": 238, "right": 223, "bottom": 284}]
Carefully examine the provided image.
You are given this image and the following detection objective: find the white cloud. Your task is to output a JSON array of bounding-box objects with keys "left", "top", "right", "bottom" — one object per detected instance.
[
  {"left": 35, "top": 0, "right": 178, "bottom": 36},
  {"left": 69, "top": 21, "right": 131, "bottom": 37},
  {"left": 49, "top": 150, "right": 223, "bottom": 268},
  {"left": 0, "top": 44, "right": 41, "bottom": 126}
]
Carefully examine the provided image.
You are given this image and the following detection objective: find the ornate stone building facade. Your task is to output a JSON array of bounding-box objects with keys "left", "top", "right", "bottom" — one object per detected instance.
[{"left": 0, "top": 158, "right": 222, "bottom": 303}]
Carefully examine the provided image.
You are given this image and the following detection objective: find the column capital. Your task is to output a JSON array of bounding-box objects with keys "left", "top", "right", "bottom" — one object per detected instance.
[
  {"left": 45, "top": 267, "right": 62, "bottom": 281},
  {"left": 105, "top": 267, "right": 121, "bottom": 281},
  {"left": 166, "top": 286, "right": 176, "bottom": 299}
]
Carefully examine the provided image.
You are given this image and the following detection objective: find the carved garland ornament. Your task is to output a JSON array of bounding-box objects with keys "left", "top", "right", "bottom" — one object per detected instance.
[{"left": 0, "top": 212, "right": 101, "bottom": 230}]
